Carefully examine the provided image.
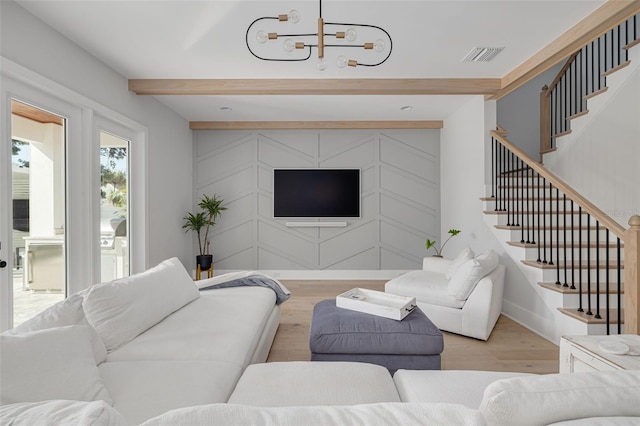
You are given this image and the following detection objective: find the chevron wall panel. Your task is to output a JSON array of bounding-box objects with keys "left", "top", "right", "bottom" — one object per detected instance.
[{"left": 194, "top": 129, "right": 440, "bottom": 270}]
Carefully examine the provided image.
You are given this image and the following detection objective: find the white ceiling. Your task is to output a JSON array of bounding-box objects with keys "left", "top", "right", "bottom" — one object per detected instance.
[{"left": 16, "top": 0, "right": 606, "bottom": 122}]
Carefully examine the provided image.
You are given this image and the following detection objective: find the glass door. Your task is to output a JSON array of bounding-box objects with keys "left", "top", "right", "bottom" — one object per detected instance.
[
  {"left": 10, "top": 99, "right": 66, "bottom": 326},
  {"left": 99, "top": 131, "right": 130, "bottom": 282}
]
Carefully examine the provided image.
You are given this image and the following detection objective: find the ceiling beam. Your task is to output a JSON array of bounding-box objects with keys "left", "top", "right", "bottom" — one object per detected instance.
[
  {"left": 494, "top": 0, "right": 640, "bottom": 99},
  {"left": 189, "top": 121, "right": 444, "bottom": 130},
  {"left": 129, "top": 78, "right": 501, "bottom": 96}
]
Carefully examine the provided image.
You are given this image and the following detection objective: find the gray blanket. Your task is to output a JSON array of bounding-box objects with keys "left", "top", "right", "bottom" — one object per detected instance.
[{"left": 199, "top": 276, "right": 290, "bottom": 305}]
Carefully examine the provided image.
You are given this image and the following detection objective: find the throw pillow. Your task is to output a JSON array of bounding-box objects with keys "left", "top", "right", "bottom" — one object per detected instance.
[
  {"left": 447, "top": 250, "right": 499, "bottom": 301},
  {"left": 480, "top": 370, "right": 640, "bottom": 426},
  {"left": 10, "top": 291, "right": 107, "bottom": 364},
  {"left": 445, "top": 247, "right": 474, "bottom": 280},
  {"left": 0, "top": 325, "right": 112, "bottom": 405},
  {"left": 83, "top": 257, "right": 200, "bottom": 352}
]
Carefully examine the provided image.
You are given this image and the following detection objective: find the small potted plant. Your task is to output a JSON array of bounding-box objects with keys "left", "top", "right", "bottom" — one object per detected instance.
[
  {"left": 426, "top": 229, "right": 461, "bottom": 257},
  {"left": 182, "top": 194, "right": 227, "bottom": 271}
]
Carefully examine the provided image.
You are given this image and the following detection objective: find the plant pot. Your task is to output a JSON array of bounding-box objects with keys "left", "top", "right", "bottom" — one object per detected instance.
[
  {"left": 196, "top": 254, "right": 213, "bottom": 271},
  {"left": 431, "top": 255, "right": 443, "bottom": 258}
]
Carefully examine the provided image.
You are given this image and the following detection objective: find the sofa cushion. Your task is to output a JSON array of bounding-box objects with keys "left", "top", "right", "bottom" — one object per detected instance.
[
  {"left": 445, "top": 247, "right": 474, "bottom": 279},
  {"left": 479, "top": 370, "right": 640, "bottom": 426},
  {"left": 140, "top": 402, "right": 486, "bottom": 426},
  {"left": 0, "top": 400, "right": 126, "bottom": 426},
  {"left": 83, "top": 257, "right": 200, "bottom": 352},
  {"left": 229, "top": 361, "right": 400, "bottom": 407},
  {"left": 394, "top": 369, "right": 532, "bottom": 408},
  {"left": 106, "top": 287, "right": 276, "bottom": 367},
  {"left": 9, "top": 291, "right": 107, "bottom": 364},
  {"left": 385, "top": 270, "right": 465, "bottom": 309},
  {"left": 0, "top": 325, "right": 112, "bottom": 405},
  {"left": 448, "top": 250, "right": 499, "bottom": 301},
  {"left": 100, "top": 360, "right": 243, "bottom": 425}
]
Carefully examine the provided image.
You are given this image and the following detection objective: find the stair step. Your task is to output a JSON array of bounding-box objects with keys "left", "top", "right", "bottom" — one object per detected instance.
[
  {"left": 522, "top": 260, "right": 624, "bottom": 270},
  {"left": 602, "top": 60, "right": 631, "bottom": 77},
  {"left": 558, "top": 308, "right": 623, "bottom": 325},
  {"left": 508, "top": 241, "right": 623, "bottom": 249},
  {"left": 538, "top": 282, "right": 624, "bottom": 294},
  {"left": 484, "top": 210, "right": 588, "bottom": 216},
  {"left": 584, "top": 86, "right": 608, "bottom": 100},
  {"left": 567, "top": 110, "right": 589, "bottom": 120},
  {"left": 495, "top": 224, "right": 601, "bottom": 232}
]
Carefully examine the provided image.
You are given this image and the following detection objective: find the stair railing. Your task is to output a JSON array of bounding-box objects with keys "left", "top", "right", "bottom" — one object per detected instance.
[
  {"left": 491, "top": 130, "right": 639, "bottom": 334},
  {"left": 540, "top": 12, "right": 640, "bottom": 158}
]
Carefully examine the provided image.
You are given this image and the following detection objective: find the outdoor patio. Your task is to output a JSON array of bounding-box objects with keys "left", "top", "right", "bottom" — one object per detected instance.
[{"left": 12, "top": 268, "right": 63, "bottom": 327}]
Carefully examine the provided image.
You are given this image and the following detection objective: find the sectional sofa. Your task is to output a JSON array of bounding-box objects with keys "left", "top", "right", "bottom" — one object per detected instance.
[{"left": 1, "top": 257, "right": 639, "bottom": 425}]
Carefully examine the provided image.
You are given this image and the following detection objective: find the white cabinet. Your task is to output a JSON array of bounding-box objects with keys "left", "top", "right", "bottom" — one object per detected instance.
[{"left": 559, "top": 335, "right": 640, "bottom": 373}]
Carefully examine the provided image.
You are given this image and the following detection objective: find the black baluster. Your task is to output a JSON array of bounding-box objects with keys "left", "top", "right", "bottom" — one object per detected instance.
[
  {"left": 617, "top": 237, "right": 622, "bottom": 334},
  {"left": 595, "top": 220, "right": 601, "bottom": 319},
  {"left": 586, "top": 213, "right": 592, "bottom": 316},
  {"left": 551, "top": 187, "right": 560, "bottom": 285},
  {"left": 570, "top": 200, "right": 575, "bottom": 290},
  {"left": 506, "top": 152, "right": 512, "bottom": 226},
  {"left": 542, "top": 178, "right": 547, "bottom": 264},
  {"left": 606, "top": 230, "right": 610, "bottom": 335},
  {"left": 548, "top": 182, "right": 554, "bottom": 266},
  {"left": 578, "top": 206, "right": 583, "bottom": 312},
  {"left": 597, "top": 36, "right": 602, "bottom": 91},
  {"left": 563, "top": 194, "right": 568, "bottom": 287},
  {"left": 526, "top": 167, "right": 531, "bottom": 244},
  {"left": 520, "top": 160, "right": 524, "bottom": 243},
  {"left": 537, "top": 173, "right": 541, "bottom": 262}
]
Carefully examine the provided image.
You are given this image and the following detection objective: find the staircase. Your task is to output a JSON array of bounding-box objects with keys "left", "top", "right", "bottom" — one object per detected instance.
[{"left": 482, "top": 12, "right": 640, "bottom": 342}]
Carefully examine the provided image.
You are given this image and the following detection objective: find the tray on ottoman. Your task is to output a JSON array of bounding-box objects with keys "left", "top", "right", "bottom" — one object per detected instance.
[
  {"left": 336, "top": 288, "right": 416, "bottom": 321},
  {"left": 310, "top": 299, "right": 444, "bottom": 373}
]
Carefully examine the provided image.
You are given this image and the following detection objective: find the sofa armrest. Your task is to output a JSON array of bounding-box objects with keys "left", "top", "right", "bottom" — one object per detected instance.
[
  {"left": 422, "top": 257, "right": 452, "bottom": 274},
  {"left": 459, "top": 264, "right": 505, "bottom": 341}
]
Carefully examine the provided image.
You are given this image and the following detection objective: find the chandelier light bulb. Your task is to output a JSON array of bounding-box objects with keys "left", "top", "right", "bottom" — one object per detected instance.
[
  {"left": 345, "top": 28, "right": 357, "bottom": 42},
  {"left": 373, "top": 39, "right": 385, "bottom": 52},
  {"left": 336, "top": 55, "right": 348, "bottom": 68},
  {"left": 256, "top": 30, "right": 268, "bottom": 44},
  {"left": 283, "top": 39, "right": 295, "bottom": 52},
  {"left": 287, "top": 10, "right": 300, "bottom": 23},
  {"left": 316, "top": 57, "right": 327, "bottom": 71}
]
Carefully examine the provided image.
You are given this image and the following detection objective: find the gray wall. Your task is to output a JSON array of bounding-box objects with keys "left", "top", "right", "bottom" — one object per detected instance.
[
  {"left": 497, "top": 63, "right": 562, "bottom": 159},
  {"left": 194, "top": 130, "right": 440, "bottom": 271}
]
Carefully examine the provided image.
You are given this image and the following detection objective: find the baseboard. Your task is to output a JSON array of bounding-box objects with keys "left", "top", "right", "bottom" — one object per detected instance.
[
  {"left": 209, "top": 269, "right": 412, "bottom": 280},
  {"left": 502, "top": 300, "right": 557, "bottom": 344}
]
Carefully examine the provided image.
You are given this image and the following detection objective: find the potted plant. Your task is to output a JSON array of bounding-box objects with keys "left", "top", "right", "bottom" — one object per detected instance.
[
  {"left": 182, "top": 194, "right": 227, "bottom": 271},
  {"left": 426, "top": 229, "right": 461, "bottom": 257}
]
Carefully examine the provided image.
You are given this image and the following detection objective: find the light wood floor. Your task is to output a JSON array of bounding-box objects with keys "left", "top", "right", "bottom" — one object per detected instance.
[{"left": 267, "top": 280, "right": 560, "bottom": 374}]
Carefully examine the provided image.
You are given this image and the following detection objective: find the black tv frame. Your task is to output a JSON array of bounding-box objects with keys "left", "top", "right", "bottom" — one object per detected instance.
[{"left": 273, "top": 168, "right": 361, "bottom": 218}]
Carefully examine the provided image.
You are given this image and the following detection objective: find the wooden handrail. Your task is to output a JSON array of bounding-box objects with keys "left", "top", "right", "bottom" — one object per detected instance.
[
  {"left": 548, "top": 52, "right": 580, "bottom": 93},
  {"left": 491, "top": 130, "right": 626, "bottom": 238},
  {"left": 625, "top": 215, "right": 640, "bottom": 334}
]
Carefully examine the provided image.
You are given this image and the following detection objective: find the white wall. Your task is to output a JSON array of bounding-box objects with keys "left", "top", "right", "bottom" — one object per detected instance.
[
  {"left": 441, "top": 97, "right": 556, "bottom": 339},
  {"left": 545, "top": 65, "right": 640, "bottom": 227},
  {"left": 0, "top": 1, "right": 194, "bottom": 269},
  {"left": 194, "top": 129, "right": 440, "bottom": 277}
]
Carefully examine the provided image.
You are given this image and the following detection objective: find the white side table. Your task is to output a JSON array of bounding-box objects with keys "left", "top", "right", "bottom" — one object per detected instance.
[{"left": 559, "top": 334, "right": 640, "bottom": 373}]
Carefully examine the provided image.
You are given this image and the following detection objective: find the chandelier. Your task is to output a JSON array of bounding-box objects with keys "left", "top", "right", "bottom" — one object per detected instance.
[{"left": 245, "top": 0, "right": 392, "bottom": 70}]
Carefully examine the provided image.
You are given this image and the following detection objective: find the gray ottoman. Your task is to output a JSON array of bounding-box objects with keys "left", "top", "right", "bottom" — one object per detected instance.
[{"left": 309, "top": 299, "right": 443, "bottom": 373}]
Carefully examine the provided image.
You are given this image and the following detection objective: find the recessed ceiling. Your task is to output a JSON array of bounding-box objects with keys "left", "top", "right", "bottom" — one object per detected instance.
[{"left": 15, "top": 0, "right": 606, "bottom": 123}]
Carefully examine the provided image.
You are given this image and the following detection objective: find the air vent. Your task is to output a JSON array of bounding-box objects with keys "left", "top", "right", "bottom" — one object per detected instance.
[{"left": 462, "top": 47, "right": 504, "bottom": 62}]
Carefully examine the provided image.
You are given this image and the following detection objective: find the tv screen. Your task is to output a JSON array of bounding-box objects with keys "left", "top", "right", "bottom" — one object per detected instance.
[{"left": 273, "top": 169, "right": 360, "bottom": 218}]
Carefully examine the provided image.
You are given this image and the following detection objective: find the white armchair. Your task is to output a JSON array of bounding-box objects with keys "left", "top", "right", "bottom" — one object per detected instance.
[{"left": 385, "top": 255, "right": 505, "bottom": 341}]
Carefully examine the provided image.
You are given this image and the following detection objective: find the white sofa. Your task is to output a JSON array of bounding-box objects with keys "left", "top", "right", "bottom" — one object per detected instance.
[
  {"left": 2, "top": 257, "right": 639, "bottom": 426},
  {"left": 385, "top": 251, "right": 505, "bottom": 340},
  {"left": 0, "top": 258, "right": 282, "bottom": 425}
]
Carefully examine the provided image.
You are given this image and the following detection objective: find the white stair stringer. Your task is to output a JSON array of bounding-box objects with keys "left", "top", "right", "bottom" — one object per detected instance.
[{"left": 482, "top": 196, "right": 622, "bottom": 344}]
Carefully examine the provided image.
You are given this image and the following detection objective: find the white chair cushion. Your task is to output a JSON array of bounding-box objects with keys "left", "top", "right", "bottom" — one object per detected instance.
[
  {"left": 445, "top": 247, "right": 474, "bottom": 279},
  {"left": 100, "top": 360, "right": 243, "bottom": 425},
  {"left": 393, "top": 369, "right": 532, "bottom": 408},
  {"left": 386, "top": 270, "right": 465, "bottom": 309},
  {"left": 83, "top": 257, "right": 200, "bottom": 352},
  {"left": 228, "top": 361, "right": 400, "bottom": 407},
  {"left": 447, "top": 250, "right": 499, "bottom": 301},
  {"left": 0, "top": 325, "right": 112, "bottom": 405},
  {"left": 479, "top": 370, "right": 640, "bottom": 426},
  {"left": 9, "top": 291, "right": 107, "bottom": 364},
  {"left": 0, "top": 400, "right": 126, "bottom": 426}
]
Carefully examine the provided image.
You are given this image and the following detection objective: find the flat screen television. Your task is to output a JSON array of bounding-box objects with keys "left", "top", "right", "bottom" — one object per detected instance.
[{"left": 273, "top": 169, "right": 360, "bottom": 218}]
